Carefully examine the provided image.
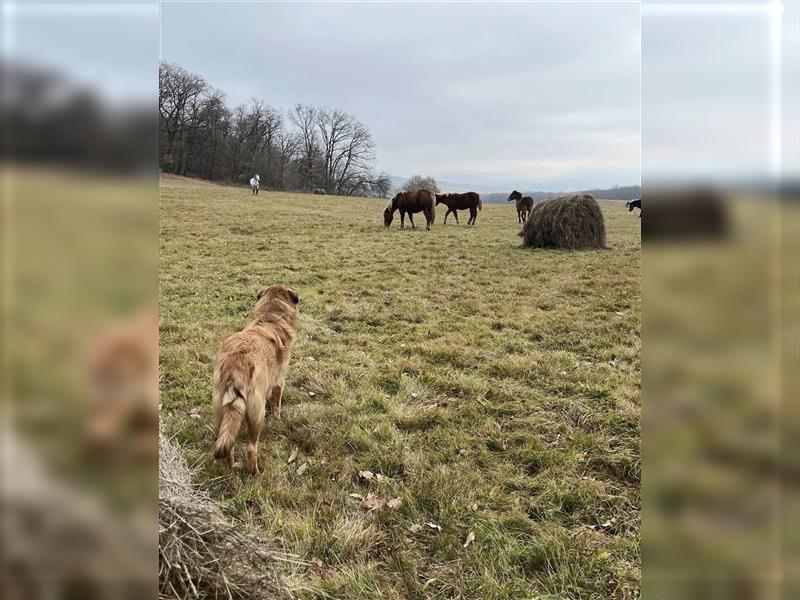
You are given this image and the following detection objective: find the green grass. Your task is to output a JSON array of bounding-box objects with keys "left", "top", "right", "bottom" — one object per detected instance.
[{"left": 160, "top": 175, "right": 641, "bottom": 599}]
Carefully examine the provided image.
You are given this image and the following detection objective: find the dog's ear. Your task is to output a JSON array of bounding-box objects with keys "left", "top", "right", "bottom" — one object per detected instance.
[
  {"left": 256, "top": 287, "right": 269, "bottom": 300},
  {"left": 286, "top": 288, "right": 299, "bottom": 305}
]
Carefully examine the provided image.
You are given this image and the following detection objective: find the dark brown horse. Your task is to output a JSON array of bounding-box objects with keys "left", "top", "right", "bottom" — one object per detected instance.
[
  {"left": 384, "top": 189, "right": 436, "bottom": 230},
  {"left": 507, "top": 190, "right": 534, "bottom": 223},
  {"left": 435, "top": 192, "right": 483, "bottom": 226}
]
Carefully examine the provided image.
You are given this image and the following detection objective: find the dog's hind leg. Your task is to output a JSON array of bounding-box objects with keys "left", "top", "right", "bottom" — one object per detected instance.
[
  {"left": 245, "top": 389, "right": 266, "bottom": 474},
  {"left": 268, "top": 383, "right": 283, "bottom": 422}
]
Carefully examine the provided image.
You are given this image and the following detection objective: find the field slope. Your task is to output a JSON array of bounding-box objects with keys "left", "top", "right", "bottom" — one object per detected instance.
[{"left": 160, "top": 175, "right": 641, "bottom": 599}]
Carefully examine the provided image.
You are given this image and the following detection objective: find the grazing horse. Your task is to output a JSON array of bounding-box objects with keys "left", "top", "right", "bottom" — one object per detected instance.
[
  {"left": 384, "top": 189, "right": 436, "bottom": 230},
  {"left": 626, "top": 198, "right": 641, "bottom": 218},
  {"left": 507, "top": 190, "right": 534, "bottom": 223},
  {"left": 249, "top": 174, "right": 260, "bottom": 195},
  {"left": 435, "top": 192, "right": 483, "bottom": 226}
]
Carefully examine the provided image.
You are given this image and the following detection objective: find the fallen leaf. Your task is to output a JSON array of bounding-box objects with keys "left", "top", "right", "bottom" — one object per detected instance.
[
  {"left": 360, "top": 493, "right": 383, "bottom": 511},
  {"left": 287, "top": 447, "right": 299, "bottom": 464},
  {"left": 358, "top": 470, "right": 374, "bottom": 481},
  {"left": 386, "top": 498, "right": 402, "bottom": 510},
  {"left": 246, "top": 499, "right": 262, "bottom": 516},
  {"left": 426, "top": 522, "right": 442, "bottom": 532},
  {"left": 545, "top": 435, "right": 561, "bottom": 447},
  {"left": 409, "top": 524, "right": 422, "bottom": 533},
  {"left": 463, "top": 531, "right": 475, "bottom": 548},
  {"left": 308, "top": 556, "right": 337, "bottom": 579},
  {"left": 410, "top": 392, "right": 418, "bottom": 399},
  {"left": 403, "top": 537, "right": 414, "bottom": 545},
  {"left": 296, "top": 463, "right": 308, "bottom": 476},
  {"left": 599, "top": 519, "right": 615, "bottom": 529},
  {"left": 307, "top": 391, "right": 316, "bottom": 398}
]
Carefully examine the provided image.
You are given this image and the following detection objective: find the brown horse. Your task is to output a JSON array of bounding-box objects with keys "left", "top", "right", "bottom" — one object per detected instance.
[
  {"left": 435, "top": 192, "right": 483, "bottom": 226},
  {"left": 507, "top": 190, "right": 534, "bottom": 223},
  {"left": 384, "top": 189, "right": 436, "bottom": 230}
]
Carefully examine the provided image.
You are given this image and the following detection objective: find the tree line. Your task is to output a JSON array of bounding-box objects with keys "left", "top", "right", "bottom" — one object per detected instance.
[{"left": 159, "top": 61, "right": 391, "bottom": 197}]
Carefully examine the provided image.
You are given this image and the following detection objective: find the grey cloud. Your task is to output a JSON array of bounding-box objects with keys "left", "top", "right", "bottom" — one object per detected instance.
[{"left": 162, "top": 2, "right": 639, "bottom": 190}]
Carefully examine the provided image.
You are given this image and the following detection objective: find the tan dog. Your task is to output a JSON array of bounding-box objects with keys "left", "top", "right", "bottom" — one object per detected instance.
[{"left": 212, "top": 285, "right": 300, "bottom": 473}]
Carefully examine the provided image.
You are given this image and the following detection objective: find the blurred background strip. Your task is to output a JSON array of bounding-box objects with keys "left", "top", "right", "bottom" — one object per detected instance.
[
  {"left": 641, "top": 1, "right": 799, "bottom": 598},
  {"left": 2, "top": 1, "right": 159, "bottom": 597}
]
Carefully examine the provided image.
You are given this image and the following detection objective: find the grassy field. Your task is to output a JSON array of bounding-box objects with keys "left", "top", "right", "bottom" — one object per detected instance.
[{"left": 159, "top": 175, "right": 641, "bottom": 599}]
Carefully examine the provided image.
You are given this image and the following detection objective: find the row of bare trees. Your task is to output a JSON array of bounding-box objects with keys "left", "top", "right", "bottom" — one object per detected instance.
[{"left": 159, "top": 62, "right": 391, "bottom": 197}]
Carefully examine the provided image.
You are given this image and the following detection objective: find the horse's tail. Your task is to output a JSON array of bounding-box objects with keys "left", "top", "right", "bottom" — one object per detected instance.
[{"left": 478, "top": 195, "right": 483, "bottom": 211}]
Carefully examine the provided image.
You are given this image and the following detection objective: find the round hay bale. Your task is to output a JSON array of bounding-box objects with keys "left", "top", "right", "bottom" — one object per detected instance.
[
  {"left": 159, "top": 431, "right": 306, "bottom": 599},
  {"left": 520, "top": 194, "right": 606, "bottom": 250}
]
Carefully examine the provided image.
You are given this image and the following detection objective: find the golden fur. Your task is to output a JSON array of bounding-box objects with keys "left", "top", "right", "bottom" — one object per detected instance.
[
  {"left": 85, "top": 308, "right": 158, "bottom": 458},
  {"left": 212, "top": 285, "right": 300, "bottom": 473}
]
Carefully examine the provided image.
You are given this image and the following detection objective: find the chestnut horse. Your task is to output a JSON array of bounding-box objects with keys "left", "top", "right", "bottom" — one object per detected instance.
[
  {"left": 507, "top": 190, "right": 534, "bottom": 223},
  {"left": 384, "top": 189, "right": 436, "bottom": 230},
  {"left": 435, "top": 192, "right": 483, "bottom": 226}
]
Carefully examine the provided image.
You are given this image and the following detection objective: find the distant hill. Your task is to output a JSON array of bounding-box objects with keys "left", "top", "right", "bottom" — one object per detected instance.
[
  {"left": 483, "top": 185, "right": 641, "bottom": 203},
  {"left": 388, "top": 176, "right": 640, "bottom": 202}
]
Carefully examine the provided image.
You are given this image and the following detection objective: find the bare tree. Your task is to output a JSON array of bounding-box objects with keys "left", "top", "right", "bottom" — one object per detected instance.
[
  {"left": 315, "top": 107, "right": 382, "bottom": 196},
  {"left": 159, "top": 62, "right": 209, "bottom": 173},
  {"left": 158, "top": 62, "right": 388, "bottom": 197},
  {"left": 290, "top": 103, "right": 319, "bottom": 190},
  {"left": 402, "top": 175, "right": 439, "bottom": 193},
  {"left": 274, "top": 128, "right": 301, "bottom": 190},
  {"left": 368, "top": 172, "right": 393, "bottom": 198}
]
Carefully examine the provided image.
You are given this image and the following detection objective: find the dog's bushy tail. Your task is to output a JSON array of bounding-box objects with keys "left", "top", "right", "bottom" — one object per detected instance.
[{"left": 214, "top": 387, "right": 245, "bottom": 460}]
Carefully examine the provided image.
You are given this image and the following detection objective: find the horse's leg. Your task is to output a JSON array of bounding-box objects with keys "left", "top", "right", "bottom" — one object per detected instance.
[
  {"left": 400, "top": 210, "right": 406, "bottom": 229},
  {"left": 408, "top": 213, "right": 416, "bottom": 229},
  {"left": 469, "top": 207, "right": 476, "bottom": 225},
  {"left": 453, "top": 210, "right": 460, "bottom": 226},
  {"left": 443, "top": 208, "right": 451, "bottom": 224},
  {"left": 426, "top": 208, "right": 433, "bottom": 231}
]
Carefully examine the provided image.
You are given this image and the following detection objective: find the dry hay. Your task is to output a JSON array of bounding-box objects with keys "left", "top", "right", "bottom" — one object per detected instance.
[
  {"left": 159, "top": 431, "right": 305, "bottom": 599},
  {"left": 520, "top": 193, "right": 606, "bottom": 250}
]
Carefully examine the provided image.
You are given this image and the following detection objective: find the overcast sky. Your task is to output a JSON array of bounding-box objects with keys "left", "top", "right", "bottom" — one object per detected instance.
[
  {"left": 161, "top": 2, "right": 641, "bottom": 192},
  {"left": 5, "top": 2, "right": 793, "bottom": 189}
]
